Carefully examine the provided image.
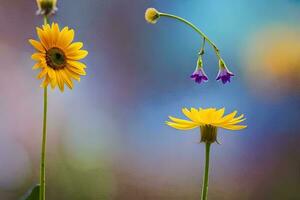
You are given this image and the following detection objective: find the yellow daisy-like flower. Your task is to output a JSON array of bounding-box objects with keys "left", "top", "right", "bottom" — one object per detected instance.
[
  {"left": 145, "top": 8, "right": 160, "bottom": 24},
  {"left": 29, "top": 23, "right": 88, "bottom": 92},
  {"left": 166, "top": 107, "right": 247, "bottom": 143}
]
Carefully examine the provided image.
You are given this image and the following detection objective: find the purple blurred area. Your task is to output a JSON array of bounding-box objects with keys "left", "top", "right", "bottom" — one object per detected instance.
[{"left": 0, "top": 0, "right": 300, "bottom": 199}]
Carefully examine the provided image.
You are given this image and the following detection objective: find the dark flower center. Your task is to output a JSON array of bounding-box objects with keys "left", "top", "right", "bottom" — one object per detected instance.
[{"left": 46, "top": 47, "right": 66, "bottom": 70}]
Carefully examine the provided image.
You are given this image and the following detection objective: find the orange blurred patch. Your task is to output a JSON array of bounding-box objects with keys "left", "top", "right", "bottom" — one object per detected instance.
[{"left": 243, "top": 25, "right": 300, "bottom": 97}]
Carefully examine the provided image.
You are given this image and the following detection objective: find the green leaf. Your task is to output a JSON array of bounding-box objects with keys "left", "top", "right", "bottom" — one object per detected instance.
[{"left": 21, "top": 184, "right": 40, "bottom": 200}]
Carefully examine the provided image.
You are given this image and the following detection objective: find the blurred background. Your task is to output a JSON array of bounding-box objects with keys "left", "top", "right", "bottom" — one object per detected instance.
[{"left": 0, "top": 0, "right": 299, "bottom": 199}]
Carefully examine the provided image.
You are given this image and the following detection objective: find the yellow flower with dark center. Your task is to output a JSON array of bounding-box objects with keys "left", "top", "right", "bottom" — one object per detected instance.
[
  {"left": 166, "top": 107, "right": 247, "bottom": 143},
  {"left": 29, "top": 23, "right": 88, "bottom": 92},
  {"left": 36, "top": 0, "right": 58, "bottom": 16},
  {"left": 145, "top": 8, "right": 160, "bottom": 24}
]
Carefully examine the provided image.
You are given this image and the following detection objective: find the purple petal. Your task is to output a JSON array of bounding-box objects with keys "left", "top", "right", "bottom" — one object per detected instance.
[
  {"left": 216, "top": 68, "right": 234, "bottom": 84},
  {"left": 190, "top": 68, "right": 208, "bottom": 84}
]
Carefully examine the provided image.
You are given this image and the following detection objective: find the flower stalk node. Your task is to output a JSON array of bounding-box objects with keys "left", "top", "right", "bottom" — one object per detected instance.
[{"left": 199, "top": 49, "right": 205, "bottom": 56}]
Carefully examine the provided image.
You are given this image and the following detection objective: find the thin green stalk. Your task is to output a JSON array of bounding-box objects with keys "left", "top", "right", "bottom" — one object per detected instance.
[
  {"left": 159, "top": 13, "right": 221, "bottom": 60},
  {"left": 199, "top": 37, "right": 206, "bottom": 55},
  {"left": 201, "top": 142, "right": 211, "bottom": 200},
  {"left": 40, "top": 16, "right": 49, "bottom": 200},
  {"left": 43, "top": 15, "right": 48, "bottom": 26},
  {"left": 40, "top": 87, "right": 48, "bottom": 200}
]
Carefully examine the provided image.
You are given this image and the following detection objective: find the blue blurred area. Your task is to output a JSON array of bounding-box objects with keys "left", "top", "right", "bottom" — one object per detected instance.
[{"left": 0, "top": 0, "right": 299, "bottom": 199}]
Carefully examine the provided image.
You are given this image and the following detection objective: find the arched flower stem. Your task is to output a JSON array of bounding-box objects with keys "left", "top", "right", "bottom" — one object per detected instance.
[{"left": 158, "top": 12, "right": 222, "bottom": 60}]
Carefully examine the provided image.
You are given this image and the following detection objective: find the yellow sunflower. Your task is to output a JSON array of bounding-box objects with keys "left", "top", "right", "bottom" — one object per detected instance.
[
  {"left": 166, "top": 107, "right": 247, "bottom": 143},
  {"left": 29, "top": 23, "right": 88, "bottom": 92}
]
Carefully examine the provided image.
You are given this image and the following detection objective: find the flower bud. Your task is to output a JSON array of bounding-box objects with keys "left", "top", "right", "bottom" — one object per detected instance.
[
  {"left": 36, "top": 0, "right": 58, "bottom": 16},
  {"left": 145, "top": 8, "right": 160, "bottom": 24}
]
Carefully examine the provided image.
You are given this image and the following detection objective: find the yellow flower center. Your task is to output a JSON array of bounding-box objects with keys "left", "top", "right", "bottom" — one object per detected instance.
[{"left": 46, "top": 47, "right": 66, "bottom": 70}]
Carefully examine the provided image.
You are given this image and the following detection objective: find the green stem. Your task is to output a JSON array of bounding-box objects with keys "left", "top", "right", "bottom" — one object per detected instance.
[
  {"left": 199, "top": 37, "right": 206, "bottom": 55},
  {"left": 40, "top": 87, "right": 48, "bottom": 200},
  {"left": 40, "top": 16, "right": 49, "bottom": 200},
  {"left": 201, "top": 142, "right": 211, "bottom": 200},
  {"left": 159, "top": 12, "right": 221, "bottom": 60},
  {"left": 43, "top": 15, "right": 48, "bottom": 25}
]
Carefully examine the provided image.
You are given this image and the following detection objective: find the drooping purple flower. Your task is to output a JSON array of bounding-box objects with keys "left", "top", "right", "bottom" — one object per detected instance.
[
  {"left": 216, "top": 68, "right": 234, "bottom": 84},
  {"left": 190, "top": 67, "right": 208, "bottom": 84}
]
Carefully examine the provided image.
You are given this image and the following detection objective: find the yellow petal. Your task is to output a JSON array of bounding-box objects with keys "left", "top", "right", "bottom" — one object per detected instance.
[
  {"left": 51, "top": 23, "right": 60, "bottom": 46},
  {"left": 29, "top": 39, "right": 45, "bottom": 53},
  {"left": 168, "top": 116, "right": 198, "bottom": 126},
  {"left": 57, "top": 28, "right": 74, "bottom": 49},
  {"left": 65, "top": 68, "right": 81, "bottom": 82},
  {"left": 56, "top": 71, "right": 64, "bottom": 92},
  {"left": 219, "top": 124, "right": 247, "bottom": 130},
  {"left": 191, "top": 107, "right": 199, "bottom": 115},
  {"left": 42, "top": 24, "right": 51, "bottom": 31},
  {"left": 32, "top": 63, "right": 42, "bottom": 70},
  {"left": 50, "top": 75, "right": 57, "bottom": 89},
  {"left": 198, "top": 109, "right": 214, "bottom": 124},
  {"left": 198, "top": 108, "right": 212, "bottom": 123},
  {"left": 228, "top": 117, "right": 246, "bottom": 125},
  {"left": 205, "top": 108, "right": 217, "bottom": 113},
  {"left": 215, "top": 110, "right": 237, "bottom": 124},
  {"left": 67, "top": 50, "right": 88, "bottom": 60},
  {"left": 40, "top": 76, "right": 50, "bottom": 88},
  {"left": 64, "top": 29, "right": 75, "bottom": 47},
  {"left": 67, "top": 60, "right": 87, "bottom": 69},
  {"left": 166, "top": 121, "right": 198, "bottom": 130},
  {"left": 36, "top": 27, "right": 49, "bottom": 49},
  {"left": 230, "top": 114, "right": 244, "bottom": 122},
  {"left": 67, "top": 65, "right": 86, "bottom": 75},
  {"left": 31, "top": 53, "right": 45, "bottom": 61},
  {"left": 213, "top": 107, "right": 225, "bottom": 121},
  {"left": 43, "top": 24, "right": 53, "bottom": 47},
  {"left": 182, "top": 108, "right": 198, "bottom": 122},
  {"left": 66, "top": 42, "right": 83, "bottom": 54},
  {"left": 56, "top": 27, "right": 68, "bottom": 47},
  {"left": 191, "top": 108, "right": 202, "bottom": 121},
  {"left": 37, "top": 68, "right": 48, "bottom": 79},
  {"left": 60, "top": 70, "right": 73, "bottom": 89},
  {"left": 47, "top": 68, "right": 55, "bottom": 79}
]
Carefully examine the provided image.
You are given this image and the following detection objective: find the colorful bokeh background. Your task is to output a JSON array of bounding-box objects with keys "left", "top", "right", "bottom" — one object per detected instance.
[{"left": 0, "top": 0, "right": 300, "bottom": 199}]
